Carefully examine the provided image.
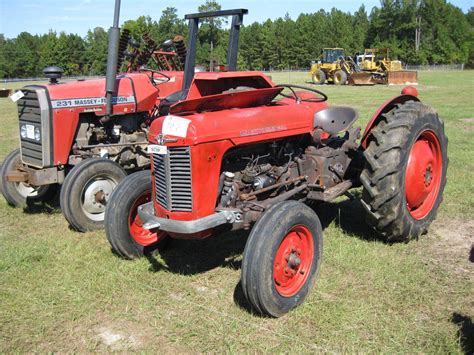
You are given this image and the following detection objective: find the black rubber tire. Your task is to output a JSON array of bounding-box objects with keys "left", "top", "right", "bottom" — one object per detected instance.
[
  {"left": 360, "top": 101, "right": 448, "bottom": 242},
  {"left": 105, "top": 170, "right": 169, "bottom": 259},
  {"left": 60, "top": 158, "right": 126, "bottom": 232},
  {"left": 241, "top": 201, "right": 323, "bottom": 317},
  {"left": 312, "top": 69, "right": 326, "bottom": 85},
  {"left": 1, "top": 149, "right": 57, "bottom": 207},
  {"left": 333, "top": 70, "right": 347, "bottom": 85}
]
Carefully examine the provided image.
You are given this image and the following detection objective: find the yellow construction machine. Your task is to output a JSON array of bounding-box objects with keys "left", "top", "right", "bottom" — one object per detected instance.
[
  {"left": 348, "top": 48, "right": 418, "bottom": 85},
  {"left": 310, "top": 48, "right": 357, "bottom": 85}
]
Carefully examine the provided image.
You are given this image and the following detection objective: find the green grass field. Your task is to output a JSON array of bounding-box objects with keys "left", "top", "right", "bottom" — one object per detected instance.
[{"left": 0, "top": 71, "right": 473, "bottom": 352}]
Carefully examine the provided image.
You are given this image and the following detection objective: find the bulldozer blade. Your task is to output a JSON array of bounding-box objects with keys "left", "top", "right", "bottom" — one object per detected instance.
[
  {"left": 387, "top": 71, "right": 418, "bottom": 85},
  {"left": 348, "top": 72, "right": 376, "bottom": 86}
]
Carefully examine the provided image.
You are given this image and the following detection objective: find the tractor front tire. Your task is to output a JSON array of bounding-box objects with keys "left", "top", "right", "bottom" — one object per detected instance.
[
  {"left": 312, "top": 70, "right": 326, "bottom": 85},
  {"left": 360, "top": 101, "right": 448, "bottom": 242},
  {"left": 333, "top": 70, "right": 347, "bottom": 85},
  {"left": 105, "top": 170, "right": 169, "bottom": 259},
  {"left": 60, "top": 158, "right": 127, "bottom": 232},
  {"left": 1, "top": 149, "right": 57, "bottom": 207},
  {"left": 241, "top": 201, "right": 323, "bottom": 317}
]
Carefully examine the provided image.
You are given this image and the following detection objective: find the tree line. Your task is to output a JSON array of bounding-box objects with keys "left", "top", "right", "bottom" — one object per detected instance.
[{"left": 0, "top": 0, "right": 473, "bottom": 78}]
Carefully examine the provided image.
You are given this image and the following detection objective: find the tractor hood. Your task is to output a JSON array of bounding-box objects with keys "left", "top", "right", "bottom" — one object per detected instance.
[
  {"left": 149, "top": 97, "right": 328, "bottom": 147},
  {"left": 44, "top": 72, "right": 183, "bottom": 116}
]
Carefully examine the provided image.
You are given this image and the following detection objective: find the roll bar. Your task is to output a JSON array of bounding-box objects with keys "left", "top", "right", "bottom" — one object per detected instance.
[{"left": 182, "top": 9, "right": 248, "bottom": 92}]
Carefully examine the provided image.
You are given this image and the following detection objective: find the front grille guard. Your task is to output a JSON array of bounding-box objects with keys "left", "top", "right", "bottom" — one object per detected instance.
[{"left": 153, "top": 146, "right": 193, "bottom": 212}]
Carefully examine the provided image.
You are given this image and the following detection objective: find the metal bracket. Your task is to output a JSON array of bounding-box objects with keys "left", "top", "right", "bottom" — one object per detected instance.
[{"left": 138, "top": 202, "right": 238, "bottom": 234}]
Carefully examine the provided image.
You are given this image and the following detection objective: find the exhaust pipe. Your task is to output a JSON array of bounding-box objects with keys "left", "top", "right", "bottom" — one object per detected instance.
[{"left": 105, "top": 0, "right": 121, "bottom": 116}]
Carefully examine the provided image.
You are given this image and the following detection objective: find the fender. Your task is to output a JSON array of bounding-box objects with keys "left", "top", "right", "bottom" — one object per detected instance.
[{"left": 361, "top": 87, "right": 420, "bottom": 149}]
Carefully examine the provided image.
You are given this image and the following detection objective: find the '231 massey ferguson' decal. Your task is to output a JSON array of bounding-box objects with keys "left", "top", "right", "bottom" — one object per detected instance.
[{"left": 51, "top": 96, "right": 135, "bottom": 109}]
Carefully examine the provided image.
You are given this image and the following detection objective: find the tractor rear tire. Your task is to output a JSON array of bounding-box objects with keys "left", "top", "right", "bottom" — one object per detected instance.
[
  {"left": 360, "top": 101, "right": 448, "bottom": 242},
  {"left": 1, "top": 149, "right": 57, "bottom": 207},
  {"left": 60, "top": 158, "right": 127, "bottom": 232},
  {"left": 312, "top": 70, "right": 326, "bottom": 85},
  {"left": 241, "top": 201, "right": 323, "bottom": 317},
  {"left": 333, "top": 70, "right": 347, "bottom": 85},
  {"left": 105, "top": 170, "right": 169, "bottom": 259}
]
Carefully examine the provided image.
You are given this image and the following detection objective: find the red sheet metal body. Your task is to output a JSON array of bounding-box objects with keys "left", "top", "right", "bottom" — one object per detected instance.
[
  {"left": 45, "top": 71, "right": 183, "bottom": 165},
  {"left": 361, "top": 93, "right": 419, "bottom": 149}
]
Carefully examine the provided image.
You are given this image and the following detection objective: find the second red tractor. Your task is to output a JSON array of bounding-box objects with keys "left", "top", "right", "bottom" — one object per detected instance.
[{"left": 1, "top": 9, "right": 186, "bottom": 231}]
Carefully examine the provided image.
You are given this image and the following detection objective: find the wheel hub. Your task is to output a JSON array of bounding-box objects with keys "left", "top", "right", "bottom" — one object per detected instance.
[
  {"left": 94, "top": 190, "right": 106, "bottom": 203},
  {"left": 81, "top": 178, "right": 116, "bottom": 219},
  {"left": 424, "top": 166, "right": 433, "bottom": 187},
  {"left": 287, "top": 251, "right": 301, "bottom": 269}
]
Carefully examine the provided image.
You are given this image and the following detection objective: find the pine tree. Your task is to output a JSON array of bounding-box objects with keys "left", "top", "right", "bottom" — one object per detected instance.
[{"left": 84, "top": 27, "right": 108, "bottom": 75}]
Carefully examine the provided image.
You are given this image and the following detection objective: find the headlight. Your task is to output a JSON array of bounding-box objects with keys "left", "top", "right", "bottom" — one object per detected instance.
[
  {"left": 20, "top": 125, "right": 27, "bottom": 139},
  {"left": 34, "top": 127, "right": 41, "bottom": 141}
]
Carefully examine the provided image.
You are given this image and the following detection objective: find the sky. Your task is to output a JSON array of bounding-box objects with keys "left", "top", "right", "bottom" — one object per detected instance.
[{"left": 0, "top": 0, "right": 472, "bottom": 39}]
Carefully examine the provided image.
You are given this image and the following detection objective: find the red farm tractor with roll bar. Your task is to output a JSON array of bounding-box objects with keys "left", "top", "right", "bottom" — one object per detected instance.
[
  {"left": 0, "top": 1, "right": 190, "bottom": 232},
  {"left": 103, "top": 8, "right": 448, "bottom": 317}
]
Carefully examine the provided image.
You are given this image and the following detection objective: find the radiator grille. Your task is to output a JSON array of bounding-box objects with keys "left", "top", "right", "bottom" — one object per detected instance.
[
  {"left": 18, "top": 90, "right": 43, "bottom": 167},
  {"left": 153, "top": 147, "right": 192, "bottom": 211},
  {"left": 17, "top": 86, "right": 52, "bottom": 168}
]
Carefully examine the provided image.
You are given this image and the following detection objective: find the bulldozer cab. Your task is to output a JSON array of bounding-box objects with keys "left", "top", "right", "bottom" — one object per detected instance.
[
  {"left": 321, "top": 48, "right": 345, "bottom": 64},
  {"left": 356, "top": 53, "right": 373, "bottom": 67},
  {"left": 364, "top": 48, "right": 390, "bottom": 61},
  {"left": 360, "top": 48, "right": 390, "bottom": 71}
]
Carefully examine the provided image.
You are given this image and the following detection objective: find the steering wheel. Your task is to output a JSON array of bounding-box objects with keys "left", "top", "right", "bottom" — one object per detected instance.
[
  {"left": 277, "top": 84, "right": 328, "bottom": 102},
  {"left": 138, "top": 68, "right": 171, "bottom": 87}
]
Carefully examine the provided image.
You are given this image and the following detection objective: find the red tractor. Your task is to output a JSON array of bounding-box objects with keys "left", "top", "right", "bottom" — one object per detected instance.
[
  {"left": 0, "top": 3, "right": 187, "bottom": 232},
  {"left": 100, "top": 9, "right": 447, "bottom": 317}
]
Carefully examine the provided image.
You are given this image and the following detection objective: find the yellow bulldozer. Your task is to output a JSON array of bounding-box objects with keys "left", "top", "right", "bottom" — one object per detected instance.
[
  {"left": 348, "top": 48, "right": 418, "bottom": 85},
  {"left": 310, "top": 48, "right": 357, "bottom": 85}
]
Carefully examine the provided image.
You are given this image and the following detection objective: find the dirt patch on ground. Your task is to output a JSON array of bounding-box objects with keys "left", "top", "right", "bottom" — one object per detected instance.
[
  {"left": 428, "top": 218, "right": 474, "bottom": 277},
  {"left": 90, "top": 316, "right": 189, "bottom": 352},
  {"left": 50, "top": 312, "right": 192, "bottom": 352},
  {"left": 94, "top": 324, "right": 141, "bottom": 351}
]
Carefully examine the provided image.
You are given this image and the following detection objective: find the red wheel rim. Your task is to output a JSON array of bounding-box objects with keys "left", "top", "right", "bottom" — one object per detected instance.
[
  {"left": 128, "top": 191, "right": 165, "bottom": 247},
  {"left": 405, "top": 130, "right": 443, "bottom": 220},
  {"left": 273, "top": 225, "right": 314, "bottom": 297}
]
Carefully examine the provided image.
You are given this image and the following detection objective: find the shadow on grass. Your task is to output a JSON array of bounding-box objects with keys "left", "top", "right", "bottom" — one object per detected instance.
[
  {"left": 233, "top": 281, "right": 255, "bottom": 314},
  {"left": 146, "top": 229, "right": 250, "bottom": 275},
  {"left": 312, "top": 196, "right": 383, "bottom": 243},
  {"left": 451, "top": 313, "right": 474, "bottom": 355},
  {"left": 22, "top": 186, "right": 61, "bottom": 215}
]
